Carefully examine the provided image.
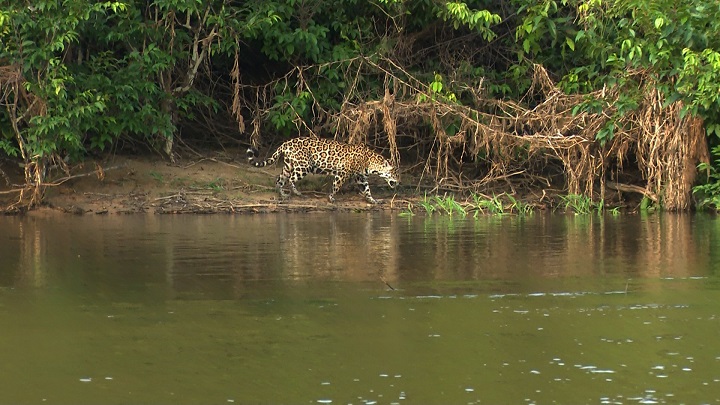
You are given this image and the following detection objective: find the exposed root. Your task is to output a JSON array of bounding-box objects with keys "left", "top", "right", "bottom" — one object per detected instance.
[{"left": 233, "top": 57, "right": 709, "bottom": 210}]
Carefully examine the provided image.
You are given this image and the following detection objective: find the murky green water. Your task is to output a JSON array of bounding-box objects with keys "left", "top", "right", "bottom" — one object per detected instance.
[{"left": 1, "top": 212, "right": 720, "bottom": 404}]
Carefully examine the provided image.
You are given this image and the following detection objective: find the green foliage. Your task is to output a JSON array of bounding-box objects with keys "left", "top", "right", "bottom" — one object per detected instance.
[
  {"left": 470, "top": 193, "right": 533, "bottom": 217},
  {"left": 433, "top": 195, "right": 467, "bottom": 217},
  {"left": 559, "top": 194, "right": 596, "bottom": 214},
  {"left": 149, "top": 171, "right": 165, "bottom": 183},
  {"left": 512, "top": 0, "right": 720, "bottom": 149},
  {"left": 562, "top": 0, "right": 720, "bottom": 106},
  {"left": 269, "top": 91, "right": 312, "bottom": 136},
  {"left": 418, "top": 73, "right": 459, "bottom": 104},
  {"left": 639, "top": 196, "right": 659, "bottom": 213},
  {"left": 207, "top": 177, "right": 226, "bottom": 192},
  {"left": 515, "top": 0, "right": 576, "bottom": 60},
  {"left": 693, "top": 146, "right": 720, "bottom": 211},
  {"left": 471, "top": 193, "right": 505, "bottom": 216},
  {"left": 505, "top": 193, "right": 534, "bottom": 216},
  {"left": 677, "top": 48, "right": 720, "bottom": 115},
  {"left": 405, "top": 193, "right": 533, "bottom": 217},
  {"left": 252, "top": 0, "right": 330, "bottom": 63},
  {"left": 411, "top": 194, "right": 468, "bottom": 217},
  {"left": 0, "top": 0, "right": 284, "bottom": 169},
  {"left": 399, "top": 202, "right": 416, "bottom": 217},
  {"left": 437, "top": 2, "right": 501, "bottom": 40},
  {"left": 418, "top": 194, "right": 438, "bottom": 215},
  {"left": 3, "top": 0, "right": 720, "bottom": 209},
  {"left": 0, "top": 1, "right": 123, "bottom": 165}
]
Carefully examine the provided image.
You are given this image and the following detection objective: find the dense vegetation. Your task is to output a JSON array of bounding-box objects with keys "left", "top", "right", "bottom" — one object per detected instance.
[{"left": 1, "top": 0, "right": 720, "bottom": 210}]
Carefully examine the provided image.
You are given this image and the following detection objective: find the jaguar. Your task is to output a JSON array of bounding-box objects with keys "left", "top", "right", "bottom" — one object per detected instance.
[{"left": 247, "top": 137, "right": 399, "bottom": 204}]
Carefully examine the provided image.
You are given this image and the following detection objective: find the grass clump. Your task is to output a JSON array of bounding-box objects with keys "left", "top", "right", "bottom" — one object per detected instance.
[
  {"left": 559, "top": 194, "right": 594, "bottom": 214},
  {"left": 402, "top": 192, "right": 534, "bottom": 217},
  {"left": 433, "top": 195, "right": 467, "bottom": 216},
  {"left": 559, "top": 194, "right": 623, "bottom": 215}
]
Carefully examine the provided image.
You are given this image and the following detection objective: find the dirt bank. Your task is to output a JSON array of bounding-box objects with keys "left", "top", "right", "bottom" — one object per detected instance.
[{"left": 0, "top": 150, "right": 413, "bottom": 215}]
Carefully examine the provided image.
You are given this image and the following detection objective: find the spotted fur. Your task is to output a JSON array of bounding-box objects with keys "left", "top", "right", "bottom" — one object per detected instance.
[{"left": 247, "top": 137, "right": 398, "bottom": 204}]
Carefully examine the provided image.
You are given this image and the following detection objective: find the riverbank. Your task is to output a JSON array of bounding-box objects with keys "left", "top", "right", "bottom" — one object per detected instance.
[
  {"left": 4, "top": 148, "right": 654, "bottom": 216},
  {"left": 1, "top": 151, "right": 414, "bottom": 215}
]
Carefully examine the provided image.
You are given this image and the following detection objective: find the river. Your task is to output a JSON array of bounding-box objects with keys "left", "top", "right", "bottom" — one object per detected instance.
[{"left": 1, "top": 212, "right": 719, "bottom": 404}]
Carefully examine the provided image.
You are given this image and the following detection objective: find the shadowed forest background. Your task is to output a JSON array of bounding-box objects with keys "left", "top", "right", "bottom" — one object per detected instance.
[{"left": 2, "top": 0, "right": 720, "bottom": 211}]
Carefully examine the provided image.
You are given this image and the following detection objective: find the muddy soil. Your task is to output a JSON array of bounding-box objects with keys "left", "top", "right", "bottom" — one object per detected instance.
[{"left": 0, "top": 150, "right": 415, "bottom": 215}]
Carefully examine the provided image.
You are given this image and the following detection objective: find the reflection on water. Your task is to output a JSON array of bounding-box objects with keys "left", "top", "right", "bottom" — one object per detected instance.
[
  {"left": 3, "top": 213, "right": 720, "bottom": 290},
  {"left": 1, "top": 212, "right": 719, "bottom": 404}
]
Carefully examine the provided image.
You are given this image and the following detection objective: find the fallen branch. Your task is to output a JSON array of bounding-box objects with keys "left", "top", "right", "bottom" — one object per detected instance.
[
  {"left": 43, "top": 164, "right": 125, "bottom": 186},
  {"left": 607, "top": 181, "right": 658, "bottom": 202}
]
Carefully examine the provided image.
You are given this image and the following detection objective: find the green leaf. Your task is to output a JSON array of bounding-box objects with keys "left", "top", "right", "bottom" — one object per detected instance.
[
  {"left": 430, "top": 81, "right": 443, "bottom": 93},
  {"left": 565, "top": 37, "right": 575, "bottom": 51}
]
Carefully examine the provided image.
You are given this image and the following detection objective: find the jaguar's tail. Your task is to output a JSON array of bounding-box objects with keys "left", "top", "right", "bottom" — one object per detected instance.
[{"left": 246, "top": 146, "right": 279, "bottom": 168}]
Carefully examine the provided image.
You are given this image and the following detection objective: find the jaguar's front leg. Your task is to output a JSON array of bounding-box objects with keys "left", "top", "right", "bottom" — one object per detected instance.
[
  {"left": 355, "top": 174, "right": 377, "bottom": 204},
  {"left": 290, "top": 183, "right": 303, "bottom": 197}
]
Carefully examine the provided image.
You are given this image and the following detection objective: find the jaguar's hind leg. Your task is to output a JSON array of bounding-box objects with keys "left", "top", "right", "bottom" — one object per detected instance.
[
  {"left": 288, "top": 168, "right": 309, "bottom": 196},
  {"left": 275, "top": 172, "right": 290, "bottom": 199}
]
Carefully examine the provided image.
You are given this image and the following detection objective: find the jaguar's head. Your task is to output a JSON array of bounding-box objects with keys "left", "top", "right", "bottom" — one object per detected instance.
[{"left": 370, "top": 157, "right": 399, "bottom": 189}]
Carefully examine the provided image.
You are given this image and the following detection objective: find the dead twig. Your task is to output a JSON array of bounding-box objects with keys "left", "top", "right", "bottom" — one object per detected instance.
[{"left": 42, "top": 165, "right": 125, "bottom": 186}]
